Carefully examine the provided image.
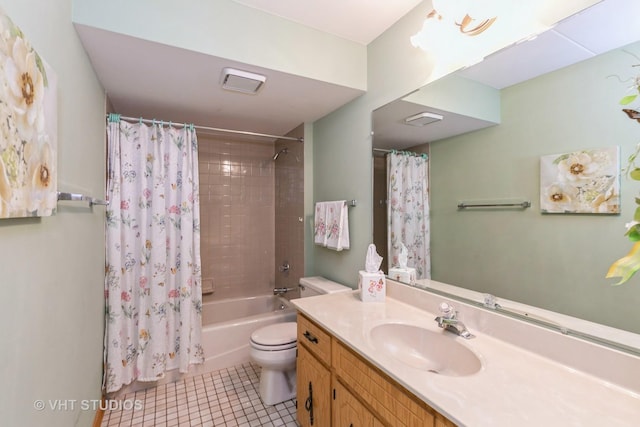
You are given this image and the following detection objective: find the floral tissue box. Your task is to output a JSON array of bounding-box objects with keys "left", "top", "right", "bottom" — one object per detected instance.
[
  {"left": 388, "top": 267, "right": 416, "bottom": 286},
  {"left": 358, "top": 271, "right": 386, "bottom": 302}
]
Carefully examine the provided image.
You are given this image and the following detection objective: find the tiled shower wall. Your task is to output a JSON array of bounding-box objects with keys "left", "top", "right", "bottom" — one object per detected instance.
[
  {"left": 198, "top": 126, "right": 304, "bottom": 301},
  {"left": 372, "top": 155, "right": 388, "bottom": 273},
  {"left": 274, "top": 126, "right": 304, "bottom": 298},
  {"left": 198, "top": 135, "right": 276, "bottom": 300}
]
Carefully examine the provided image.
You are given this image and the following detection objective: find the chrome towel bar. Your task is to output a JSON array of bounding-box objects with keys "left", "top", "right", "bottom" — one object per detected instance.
[
  {"left": 457, "top": 201, "right": 531, "bottom": 209},
  {"left": 57, "top": 191, "right": 108, "bottom": 207}
]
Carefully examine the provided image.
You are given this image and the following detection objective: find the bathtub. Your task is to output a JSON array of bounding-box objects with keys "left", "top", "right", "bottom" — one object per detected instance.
[
  {"left": 198, "top": 294, "right": 297, "bottom": 373},
  {"left": 112, "top": 294, "right": 296, "bottom": 397}
]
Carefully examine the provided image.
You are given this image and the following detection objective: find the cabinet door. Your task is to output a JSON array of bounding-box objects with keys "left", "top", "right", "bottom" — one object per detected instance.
[
  {"left": 333, "top": 380, "right": 382, "bottom": 427},
  {"left": 297, "top": 344, "right": 331, "bottom": 427},
  {"left": 435, "top": 414, "right": 457, "bottom": 427}
]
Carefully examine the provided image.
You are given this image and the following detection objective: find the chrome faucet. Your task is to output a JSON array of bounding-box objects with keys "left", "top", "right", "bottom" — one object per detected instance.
[{"left": 435, "top": 302, "right": 474, "bottom": 339}]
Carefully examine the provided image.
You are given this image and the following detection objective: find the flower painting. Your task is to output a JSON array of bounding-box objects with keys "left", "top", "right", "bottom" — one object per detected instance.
[
  {"left": 540, "top": 147, "right": 620, "bottom": 214},
  {"left": 0, "top": 8, "right": 57, "bottom": 218}
]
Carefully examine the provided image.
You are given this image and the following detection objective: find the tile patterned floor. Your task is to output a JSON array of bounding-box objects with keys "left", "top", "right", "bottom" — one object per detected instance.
[{"left": 101, "top": 362, "right": 299, "bottom": 427}]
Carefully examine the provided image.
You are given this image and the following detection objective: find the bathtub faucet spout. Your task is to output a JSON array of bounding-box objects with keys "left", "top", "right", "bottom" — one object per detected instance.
[{"left": 273, "top": 287, "right": 295, "bottom": 296}]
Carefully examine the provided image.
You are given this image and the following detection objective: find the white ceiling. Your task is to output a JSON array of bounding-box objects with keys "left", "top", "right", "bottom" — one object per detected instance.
[
  {"left": 230, "top": 0, "right": 424, "bottom": 45},
  {"left": 372, "top": 0, "right": 640, "bottom": 150},
  {"left": 74, "top": 1, "right": 423, "bottom": 142}
]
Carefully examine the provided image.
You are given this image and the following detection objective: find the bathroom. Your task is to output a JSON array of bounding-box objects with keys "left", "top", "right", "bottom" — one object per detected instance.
[{"left": 2, "top": 0, "right": 640, "bottom": 426}]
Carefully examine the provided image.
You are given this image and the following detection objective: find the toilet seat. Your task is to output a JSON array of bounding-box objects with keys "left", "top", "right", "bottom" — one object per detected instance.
[{"left": 250, "top": 322, "right": 297, "bottom": 351}]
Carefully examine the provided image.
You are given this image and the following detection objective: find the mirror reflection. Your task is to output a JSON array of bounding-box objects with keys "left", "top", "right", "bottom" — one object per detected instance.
[{"left": 372, "top": 0, "right": 640, "bottom": 344}]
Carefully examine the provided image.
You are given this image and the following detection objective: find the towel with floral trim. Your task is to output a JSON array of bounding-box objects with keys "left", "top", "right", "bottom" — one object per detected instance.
[{"left": 314, "top": 200, "right": 350, "bottom": 251}]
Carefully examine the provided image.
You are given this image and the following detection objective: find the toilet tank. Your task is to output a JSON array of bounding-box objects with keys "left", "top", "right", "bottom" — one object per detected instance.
[{"left": 299, "top": 276, "right": 351, "bottom": 297}]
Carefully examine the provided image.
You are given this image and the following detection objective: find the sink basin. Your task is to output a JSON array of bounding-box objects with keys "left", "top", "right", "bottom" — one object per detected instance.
[{"left": 369, "top": 323, "right": 482, "bottom": 376}]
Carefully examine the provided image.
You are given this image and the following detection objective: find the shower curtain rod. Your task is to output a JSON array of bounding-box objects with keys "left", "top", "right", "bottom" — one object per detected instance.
[
  {"left": 107, "top": 114, "right": 304, "bottom": 142},
  {"left": 372, "top": 148, "right": 428, "bottom": 159}
]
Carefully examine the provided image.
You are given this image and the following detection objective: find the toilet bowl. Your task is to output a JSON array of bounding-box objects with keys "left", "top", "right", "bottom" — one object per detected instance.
[
  {"left": 249, "top": 322, "right": 298, "bottom": 405},
  {"left": 249, "top": 276, "right": 351, "bottom": 405}
]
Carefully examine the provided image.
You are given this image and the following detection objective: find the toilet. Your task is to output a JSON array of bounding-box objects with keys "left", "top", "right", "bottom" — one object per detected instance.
[{"left": 249, "top": 276, "right": 351, "bottom": 405}]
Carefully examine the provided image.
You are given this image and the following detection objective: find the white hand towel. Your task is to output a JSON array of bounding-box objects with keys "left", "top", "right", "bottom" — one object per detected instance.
[
  {"left": 324, "top": 200, "right": 350, "bottom": 251},
  {"left": 314, "top": 202, "right": 328, "bottom": 246}
]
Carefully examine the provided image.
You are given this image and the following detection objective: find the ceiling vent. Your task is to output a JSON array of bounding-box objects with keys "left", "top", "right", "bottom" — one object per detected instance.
[
  {"left": 404, "top": 112, "right": 443, "bottom": 126},
  {"left": 220, "top": 67, "right": 266, "bottom": 94}
]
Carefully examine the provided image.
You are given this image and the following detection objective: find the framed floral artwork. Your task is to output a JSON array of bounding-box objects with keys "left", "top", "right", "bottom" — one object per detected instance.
[
  {"left": 540, "top": 147, "right": 620, "bottom": 214},
  {"left": 0, "top": 7, "right": 57, "bottom": 218}
]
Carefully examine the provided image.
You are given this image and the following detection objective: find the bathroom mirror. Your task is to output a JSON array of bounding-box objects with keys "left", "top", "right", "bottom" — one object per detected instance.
[{"left": 372, "top": 1, "right": 640, "bottom": 351}]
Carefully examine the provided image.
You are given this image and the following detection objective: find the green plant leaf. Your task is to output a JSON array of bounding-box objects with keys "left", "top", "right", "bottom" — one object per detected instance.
[
  {"left": 606, "top": 242, "right": 640, "bottom": 285},
  {"left": 621, "top": 94, "right": 638, "bottom": 105},
  {"left": 631, "top": 168, "right": 640, "bottom": 180},
  {"left": 628, "top": 228, "right": 640, "bottom": 241}
]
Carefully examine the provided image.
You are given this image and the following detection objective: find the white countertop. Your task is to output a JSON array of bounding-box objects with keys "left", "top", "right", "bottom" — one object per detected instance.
[{"left": 291, "top": 285, "right": 640, "bottom": 427}]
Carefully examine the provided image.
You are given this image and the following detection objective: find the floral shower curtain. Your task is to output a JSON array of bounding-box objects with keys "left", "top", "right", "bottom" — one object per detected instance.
[
  {"left": 104, "top": 117, "right": 204, "bottom": 393},
  {"left": 387, "top": 152, "right": 431, "bottom": 279}
]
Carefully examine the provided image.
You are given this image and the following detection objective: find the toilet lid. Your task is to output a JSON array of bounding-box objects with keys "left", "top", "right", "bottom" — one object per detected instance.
[{"left": 250, "top": 322, "right": 297, "bottom": 346}]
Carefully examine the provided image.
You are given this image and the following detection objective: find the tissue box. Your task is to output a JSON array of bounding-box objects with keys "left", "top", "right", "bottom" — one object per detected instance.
[
  {"left": 388, "top": 267, "right": 416, "bottom": 286},
  {"left": 358, "top": 271, "right": 386, "bottom": 302}
]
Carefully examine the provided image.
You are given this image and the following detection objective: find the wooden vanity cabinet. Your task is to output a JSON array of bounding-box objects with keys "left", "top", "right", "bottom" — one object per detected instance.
[
  {"left": 296, "top": 313, "right": 456, "bottom": 427},
  {"left": 333, "top": 379, "right": 384, "bottom": 427},
  {"left": 297, "top": 343, "right": 331, "bottom": 427},
  {"left": 297, "top": 313, "right": 333, "bottom": 427},
  {"left": 333, "top": 339, "right": 435, "bottom": 426},
  {"left": 435, "top": 415, "right": 457, "bottom": 427}
]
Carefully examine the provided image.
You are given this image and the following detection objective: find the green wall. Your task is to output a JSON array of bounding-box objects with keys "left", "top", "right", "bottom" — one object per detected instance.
[
  {"left": 309, "top": 1, "right": 437, "bottom": 285},
  {"left": 0, "top": 1, "right": 106, "bottom": 426},
  {"left": 309, "top": 0, "right": 599, "bottom": 287},
  {"left": 430, "top": 42, "right": 640, "bottom": 332},
  {"left": 405, "top": 74, "right": 501, "bottom": 124}
]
